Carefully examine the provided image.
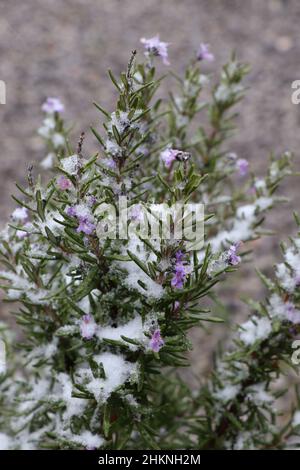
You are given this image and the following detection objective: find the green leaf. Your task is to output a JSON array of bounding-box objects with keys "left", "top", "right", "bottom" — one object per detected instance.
[
  {"left": 91, "top": 126, "right": 105, "bottom": 148},
  {"left": 93, "top": 102, "right": 110, "bottom": 119},
  {"left": 136, "top": 424, "right": 160, "bottom": 450},
  {"left": 103, "top": 403, "right": 111, "bottom": 438},
  {"left": 157, "top": 173, "right": 174, "bottom": 194},
  {"left": 36, "top": 190, "right": 45, "bottom": 221},
  {"left": 72, "top": 266, "right": 99, "bottom": 301},
  {"left": 108, "top": 69, "right": 121, "bottom": 91},
  {"left": 127, "top": 250, "right": 150, "bottom": 277},
  {"left": 45, "top": 226, "right": 58, "bottom": 245}
]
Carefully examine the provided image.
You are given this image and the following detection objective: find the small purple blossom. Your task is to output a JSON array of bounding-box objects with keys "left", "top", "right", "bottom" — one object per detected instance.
[
  {"left": 57, "top": 175, "right": 72, "bottom": 190},
  {"left": 227, "top": 242, "right": 241, "bottom": 266},
  {"left": 42, "top": 97, "right": 64, "bottom": 114},
  {"left": 140, "top": 35, "right": 170, "bottom": 65},
  {"left": 66, "top": 204, "right": 96, "bottom": 235},
  {"left": 286, "top": 302, "right": 300, "bottom": 324},
  {"left": 87, "top": 195, "right": 97, "bottom": 207},
  {"left": 171, "top": 251, "right": 191, "bottom": 289},
  {"left": 161, "top": 148, "right": 181, "bottom": 169},
  {"left": 76, "top": 217, "right": 96, "bottom": 235},
  {"left": 105, "top": 158, "right": 117, "bottom": 170},
  {"left": 175, "top": 250, "right": 184, "bottom": 262},
  {"left": 149, "top": 329, "right": 164, "bottom": 353},
  {"left": 197, "top": 43, "right": 215, "bottom": 62},
  {"left": 66, "top": 206, "right": 77, "bottom": 217},
  {"left": 171, "top": 264, "right": 186, "bottom": 289},
  {"left": 80, "top": 314, "right": 97, "bottom": 339},
  {"left": 236, "top": 158, "right": 249, "bottom": 177}
]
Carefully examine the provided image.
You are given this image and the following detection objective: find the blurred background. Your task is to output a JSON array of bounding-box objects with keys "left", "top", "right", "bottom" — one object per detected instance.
[{"left": 0, "top": 0, "right": 300, "bottom": 377}]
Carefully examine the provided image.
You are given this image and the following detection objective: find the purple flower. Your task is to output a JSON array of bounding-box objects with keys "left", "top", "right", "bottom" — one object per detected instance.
[
  {"left": 161, "top": 148, "right": 181, "bottom": 169},
  {"left": 227, "top": 242, "right": 241, "bottom": 266},
  {"left": 80, "top": 314, "right": 97, "bottom": 339},
  {"left": 286, "top": 302, "right": 300, "bottom": 324},
  {"left": 66, "top": 206, "right": 77, "bottom": 217},
  {"left": 171, "top": 264, "right": 186, "bottom": 289},
  {"left": 66, "top": 204, "right": 96, "bottom": 235},
  {"left": 57, "top": 175, "right": 72, "bottom": 190},
  {"left": 175, "top": 250, "right": 184, "bottom": 262},
  {"left": 140, "top": 35, "right": 170, "bottom": 65},
  {"left": 42, "top": 97, "right": 64, "bottom": 114},
  {"left": 76, "top": 216, "right": 96, "bottom": 235},
  {"left": 149, "top": 329, "right": 164, "bottom": 352},
  {"left": 197, "top": 43, "right": 214, "bottom": 62},
  {"left": 171, "top": 251, "right": 191, "bottom": 289},
  {"left": 105, "top": 158, "right": 117, "bottom": 170},
  {"left": 236, "top": 158, "right": 249, "bottom": 177},
  {"left": 87, "top": 195, "right": 97, "bottom": 207}
]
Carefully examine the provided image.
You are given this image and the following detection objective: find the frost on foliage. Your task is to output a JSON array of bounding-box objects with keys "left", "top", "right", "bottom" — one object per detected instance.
[
  {"left": 63, "top": 431, "right": 104, "bottom": 449},
  {"left": 214, "top": 384, "right": 241, "bottom": 403},
  {"left": 0, "top": 433, "right": 12, "bottom": 450},
  {"left": 204, "top": 151, "right": 292, "bottom": 258},
  {"left": 97, "top": 315, "right": 146, "bottom": 350},
  {"left": 0, "top": 43, "right": 297, "bottom": 451},
  {"left": 245, "top": 383, "right": 273, "bottom": 404},
  {"left": 239, "top": 316, "right": 272, "bottom": 345},
  {"left": 117, "top": 239, "right": 164, "bottom": 300},
  {"left": 75, "top": 353, "right": 138, "bottom": 402},
  {"left": 267, "top": 294, "right": 300, "bottom": 323},
  {"left": 276, "top": 244, "right": 300, "bottom": 293},
  {"left": 60, "top": 154, "right": 79, "bottom": 175},
  {"left": 38, "top": 211, "right": 65, "bottom": 237},
  {"left": 209, "top": 199, "right": 273, "bottom": 253},
  {"left": 198, "top": 223, "right": 300, "bottom": 449}
]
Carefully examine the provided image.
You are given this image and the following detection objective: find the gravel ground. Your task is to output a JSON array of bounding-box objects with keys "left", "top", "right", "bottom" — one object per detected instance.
[{"left": 0, "top": 0, "right": 300, "bottom": 378}]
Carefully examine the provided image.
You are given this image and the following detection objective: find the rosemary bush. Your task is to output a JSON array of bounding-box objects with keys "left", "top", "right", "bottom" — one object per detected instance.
[{"left": 0, "top": 37, "right": 299, "bottom": 450}]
